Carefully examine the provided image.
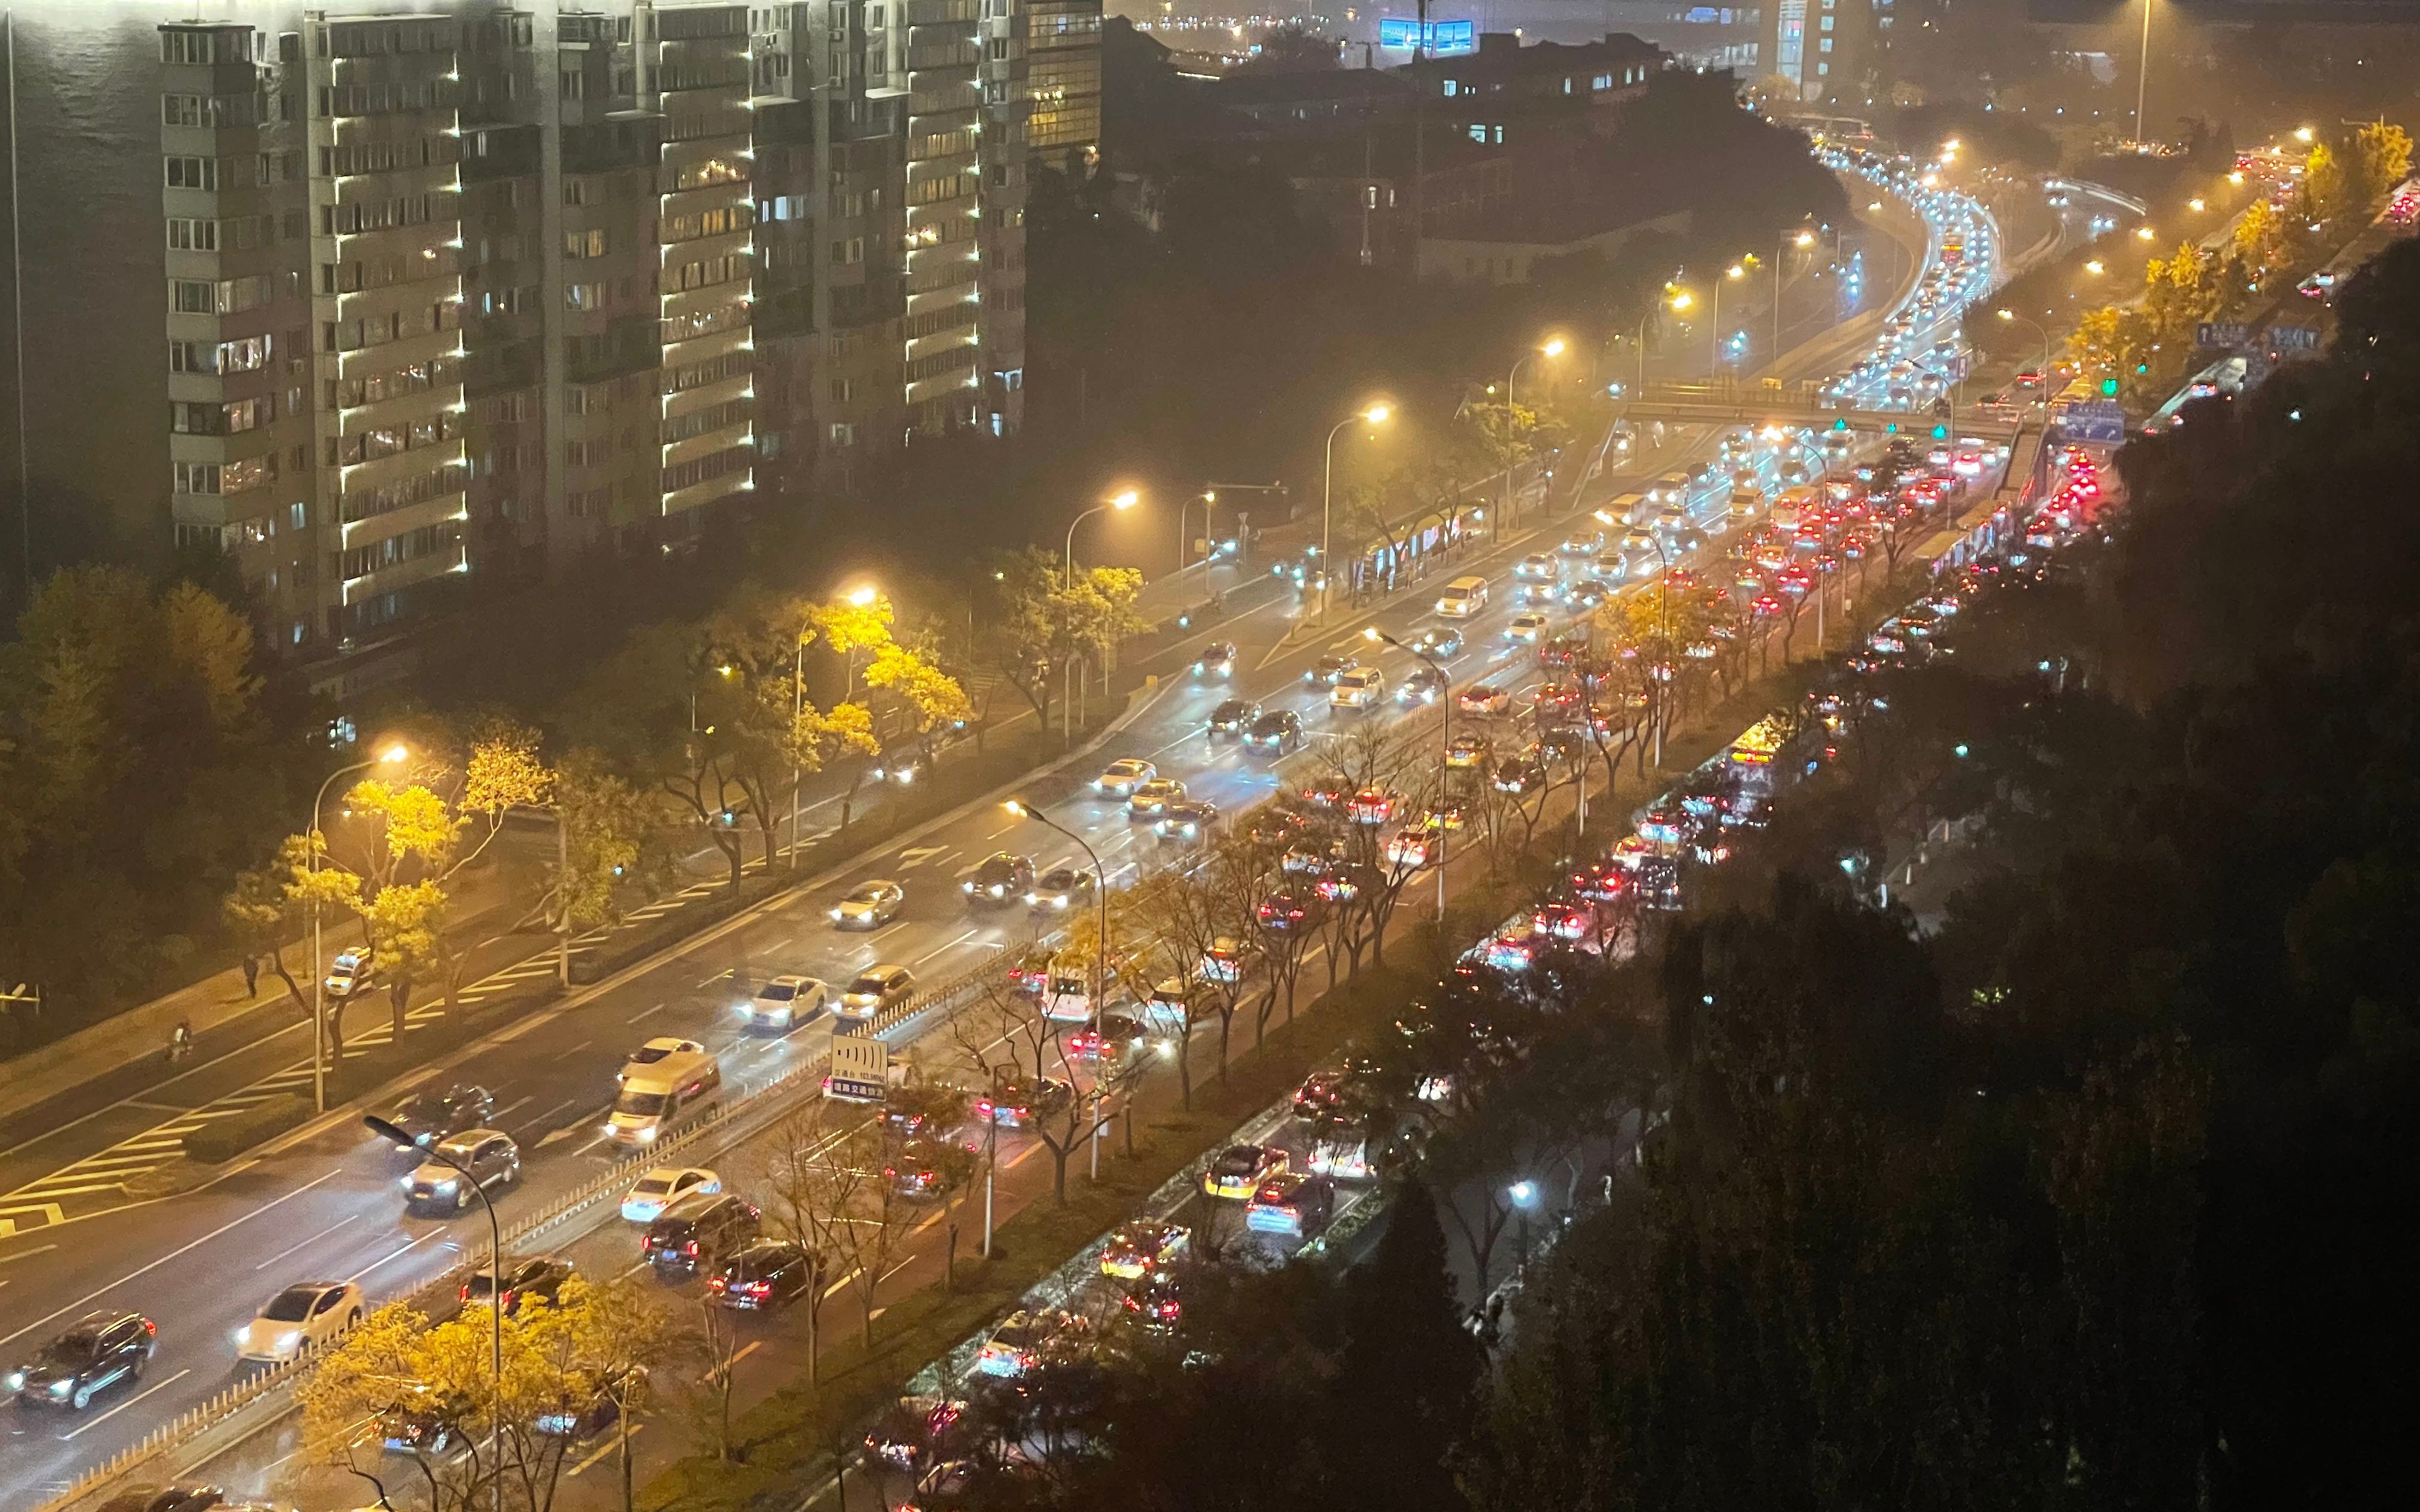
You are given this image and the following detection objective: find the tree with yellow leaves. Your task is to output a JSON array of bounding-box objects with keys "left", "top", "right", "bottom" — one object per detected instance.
[
  {"left": 2352, "top": 121, "right": 2414, "bottom": 208},
  {"left": 280, "top": 722, "right": 552, "bottom": 1053},
  {"left": 2066, "top": 304, "right": 2159, "bottom": 406},
  {"left": 2142, "top": 241, "right": 2222, "bottom": 349},
  {"left": 299, "top": 1277, "right": 667, "bottom": 1512},
  {"left": 2229, "top": 199, "right": 2289, "bottom": 293}
]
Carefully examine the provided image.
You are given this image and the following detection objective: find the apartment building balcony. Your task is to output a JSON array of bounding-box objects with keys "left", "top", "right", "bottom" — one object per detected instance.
[
  {"left": 337, "top": 487, "right": 467, "bottom": 551},
  {"left": 341, "top": 537, "right": 466, "bottom": 608},
  {"left": 660, "top": 275, "right": 753, "bottom": 324},
  {"left": 333, "top": 326, "right": 463, "bottom": 377},
  {"left": 663, "top": 417, "right": 753, "bottom": 470},
  {"left": 660, "top": 322, "right": 753, "bottom": 370},
  {"left": 664, "top": 370, "right": 753, "bottom": 416},
  {"left": 335, "top": 443, "right": 465, "bottom": 501},
  {"left": 906, "top": 0, "right": 981, "bottom": 25},
  {"left": 661, "top": 466, "right": 753, "bottom": 517}
]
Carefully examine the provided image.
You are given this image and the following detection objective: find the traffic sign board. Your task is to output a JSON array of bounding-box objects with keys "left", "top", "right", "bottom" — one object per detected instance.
[
  {"left": 2196, "top": 322, "right": 2250, "bottom": 349},
  {"left": 825, "top": 1031, "right": 890, "bottom": 1102},
  {"left": 2053, "top": 400, "right": 2128, "bottom": 443},
  {"left": 2268, "top": 323, "right": 2321, "bottom": 353}
]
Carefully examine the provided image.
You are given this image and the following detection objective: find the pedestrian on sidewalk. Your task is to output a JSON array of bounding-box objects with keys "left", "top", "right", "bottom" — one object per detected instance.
[{"left": 239, "top": 953, "right": 260, "bottom": 998}]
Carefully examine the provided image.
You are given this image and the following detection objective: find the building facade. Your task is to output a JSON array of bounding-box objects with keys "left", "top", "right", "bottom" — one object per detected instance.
[
  {"left": 1762, "top": 0, "right": 1888, "bottom": 103},
  {"left": 4, "top": 0, "right": 1061, "bottom": 679}
]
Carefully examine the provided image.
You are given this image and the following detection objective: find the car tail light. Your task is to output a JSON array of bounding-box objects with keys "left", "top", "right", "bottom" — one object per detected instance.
[
  {"left": 143, "top": 1320, "right": 157, "bottom": 1336},
  {"left": 744, "top": 1281, "right": 770, "bottom": 1297},
  {"left": 685, "top": 1241, "right": 700, "bottom": 1256},
  {"left": 459, "top": 1284, "right": 471, "bottom": 1300}
]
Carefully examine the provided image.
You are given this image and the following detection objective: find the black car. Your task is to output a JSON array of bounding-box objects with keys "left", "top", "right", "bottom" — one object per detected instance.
[
  {"left": 1206, "top": 698, "right": 1260, "bottom": 736},
  {"left": 866, "top": 1394, "right": 969, "bottom": 1469},
  {"left": 886, "top": 1138, "right": 972, "bottom": 1199},
  {"left": 960, "top": 852, "right": 1035, "bottom": 905},
  {"left": 1302, "top": 655, "right": 1352, "bottom": 686},
  {"left": 1025, "top": 866, "right": 1097, "bottom": 911},
  {"left": 1191, "top": 641, "right": 1238, "bottom": 679},
  {"left": 1120, "top": 1271, "right": 1185, "bottom": 1335},
  {"left": 708, "top": 1239, "right": 817, "bottom": 1311},
  {"left": 101, "top": 1487, "right": 223, "bottom": 1512},
  {"left": 1394, "top": 667, "right": 1449, "bottom": 705},
  {"left": 460, "top": 1255, "right": 575, "bottom": 1315},
  {"left": 1153, "top": 799, "right": 1218, "bottom": 842},
  {"left": 383, "top": 1083, "right": 494, "bottom": 1150},
  {"left": 1244, "top": 709, "right": 1304, "bottom": 754},
  {"left": 377, "top": 1388, "right": 471, "bottom": 1453},
  {"left": 643, "top": 1192, "right": 763, "bottom": 1278},
  {"left": 7, "top": 1311, "right": 156, "bottom": 1410},
  {"left": 1409, "top": 627, "right": 1464, "bottom": 658}
]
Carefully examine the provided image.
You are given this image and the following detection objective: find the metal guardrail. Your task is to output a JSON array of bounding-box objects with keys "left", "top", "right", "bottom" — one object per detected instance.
[{"left": 31, "top": 946, "right": 1021, "bottom": 1512}]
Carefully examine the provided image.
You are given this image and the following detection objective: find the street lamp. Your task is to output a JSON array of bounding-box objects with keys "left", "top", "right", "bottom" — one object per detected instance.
[
  {"left": 1064, "top": 487, "right": 1140, "bottom": 581},
  {"left": 1179, "top": 490, "right": 1215, "bottom": 580},
  {"left": 1996, "top": 309, "right": 2052, "bottom": 377},
  {"left": 1365, "top": 626, "right": 1451, "bottom": 917},
  {"left": 2084, "top": 259, "right": 2105, "bottom": 277},
  {"left": 1502, "top": 338, "right": 1567, "bottom": 527},
  {"left": 1774, "top": 227, "right": 1817, "bottom": 361},
  {"left": 366, "top": 1114, "right": 503, "bottom": 1512},
  {"left": 2134, "top": 0, "right": 2156, "bottom": 146},
  {"left": 1711, "top": 262, "right": 1746, "bottom": 374},
  {"left": 2293, "top": 124, "right": 2314, "bottom": 144},
  {"left": 308, "top": 742, "right": 410, "bottom": 1112},
  {"left": 1508, "top": 1178, "right": 1540, "bottom": 1274},
  {"left": 1001, "top": 797, "right": 1112, "bottom": 1190},
  {"left": 1648, "top": 289, "right": 1693, "bottom": 394},
  {"left": 2134, "top": 224, "right": 2156, "bottom": 241},
  {"left": 1319, "top": 404, "right": 1392, "bottom": 623}
]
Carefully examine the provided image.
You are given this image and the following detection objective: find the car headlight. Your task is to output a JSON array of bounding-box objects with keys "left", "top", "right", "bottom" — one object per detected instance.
[
  {"left": 50, "top": 1379, "right": 72, "bottom": 1395},
  {"left": 277, "top": 1330, "right": 301, "bottom": 1352},
  {"left": 829, "top": 908, "right": 844, "bottom": 920},
  {"left": 639, "top": 1126, "right": 658, "bottom": 1141},
  {"left": 399, "top": 1175, "right": 416, "bottom": 1189},
  {"left": 234, "top": 1325, "right": 252, "bottom": 1346},
  {"left": 432, "top": 1177, "right": 458, "bottom": 1192},
  {"left": 3, "top": 1370, "right": 22, "bottom": 1391}
]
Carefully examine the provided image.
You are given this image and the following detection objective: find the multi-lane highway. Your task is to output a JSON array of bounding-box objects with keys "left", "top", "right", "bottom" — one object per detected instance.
[{"left": 0, "top": 164, "right": 1979, "bottom": 1512}]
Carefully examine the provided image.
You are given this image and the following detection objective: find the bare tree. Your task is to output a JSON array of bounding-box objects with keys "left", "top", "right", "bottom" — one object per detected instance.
[
  {"left": 950, "top": 980, "right": 1092, "bottom": 1204},
  {"left": 762, "top": 1098, "right": 870, "bottom": 1384}
]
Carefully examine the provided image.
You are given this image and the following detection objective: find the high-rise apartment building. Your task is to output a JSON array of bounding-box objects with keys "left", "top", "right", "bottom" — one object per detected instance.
[
  {"left": 1763, "top": 0, "right": 1889, "bottom": 104},
  {"left": 2, "top": 1, "right": 1057, "bottom": 681}
]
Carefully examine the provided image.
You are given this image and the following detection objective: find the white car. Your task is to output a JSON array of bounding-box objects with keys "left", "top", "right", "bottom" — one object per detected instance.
[
  {"left": 324, "top": 947, "right": 374, "bottom": 999},
  {"left": 234, "top": 1281, "right": 363, "bottom": 1363},
  {"left": 620, "top": 1165, "right": 723, "bottom": 1223},
  {"left": 1092, "top": 758, "right": 1155, "bottom": 796},
  {"left": 1328, "top": 667, "right": 1385, "bottom": 709},
  {"left": 741, "top": 974, "right": 828, "bottom": 1031},
  {"left": 829, "top": 878, "right": 905, "bottom": 929},
  {"left": 1505, "top": 612, "right": 1550, "bottom": 643}
]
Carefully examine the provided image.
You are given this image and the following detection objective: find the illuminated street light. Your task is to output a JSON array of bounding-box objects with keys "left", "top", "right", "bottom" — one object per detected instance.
[
  {"left": 2188, "top": 197, "right": 2206, "bottom": 212},
  {"left": 1320, "top": 404, "right": 1394, "bottom": 622},
  {"left": 2294, "top": 124, "right": 2314, "bottom": 143},
  {"left": 2084, "top": 259, "right": 2105, "bottom": 275},
  {"left": 2135, "top": 224, "right": 2156, "bottom": 241},
  {"left": 844, "top": 583, "right": 878, "bottom": 607}
]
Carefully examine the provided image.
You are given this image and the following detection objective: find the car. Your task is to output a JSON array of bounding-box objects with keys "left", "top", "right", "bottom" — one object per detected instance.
[
  {"left": 1532, "top": 900, "right": 1594, "bottom": 941},
  {"left": 1445, "top": 733, "right": 1493, "bottom": 768},
  {"left": 1329, "top": 667, "right": 1385, "bottom": 708},
  {"left": 886, "top": 1138, "right": 970, "bottom": 1199},
  {"left": 883, "top": 1081, "right": 971, "bottom": 1138},
  {"left": 741, "top": 973, "right": 828, "bottom": 1031},
  {"left": 402, "top": 1129, "right": 520, "bottom": 1214},
  {"left": 1292, "top": 1068, "right": 1347, "bottom": 1120},
  {"left": 1068, "top": 1013, "right": 1148, "bottom": 1061},
  {"left": 1490, "top": 757, "right": 1547, "bottom": 795},
  {"left": 1514, "top": 551, "right": 1559, "bottom": 579},
  {"left": 1206, "top": 698, "right": 1260, "bottom": 737},
  {"left": 1256, "top": 892, "right": 1315, "bottom": 932},
  {"left": 375, "top": 1385, "right": 473, "bottom": 1453},
  {"left": 709, "top": 1240, "right": 817, "bottom": 1311},
  {"left": 1505, "top": 612, "right": 1550, "bottom": 643},
  {"left": 1302, "top": 655, "right": 1353, "bottom": 686},
  {"left": 1564, "top": 578, "right": 1611, "bottom": 609},
  {"left": 1557, "top": 530, "right": 1604, "bottom": 558},
  {"left": 643, "top": 1193, "right": 762, "bottom": 1277},
  {"left": 1025, "top": 866, "right": 1097, "bottom": 911},
  {"left": 974, "top": 1309, "right": 1087, "bottom": 1378},
  {"left": 232, "top": 1282, "right": 363, "bottom": 1363},
  {"left": 1190, "top": 641, "right": 1237, "bottom": 679},
  {"left": 1620, "top": 526, "right": 1658, "bottom": 555},
  {"left": 1100, "top": 1220, "right": 1191, "bottom": 1280},
  {"left": 1347, "top": 787, "right": 1397, "bottom": 825},
  {"left": 1120, "top": 1271, "right": 1186, "bottom": 1334},
  {"left": 1199, "top": 937, "right": 1250, "bottom": 983},
  {"left": 1517, "top": 578, "right": 1561, "bottom": 605},
  {"left": 1244, "top": 1172, "right": 1337, "bottom": 1238},
  {"left": 962, "top": 852, "right": 1035, "bottom": 903},
  {"left": 1394, "top": 666, "right": 1448, "bottom": 704},
  {"left": 1127, "top": 778, "right": 1187, "bottom": 818},
  {"left": 462, "top": 1255, "right": 575, "bottom": 1313},
  {"left": 621, "top": 1165, "right": 723, "bottom": 1223},
  {"left": 866, "top": 1395, "right": 970, "bottom": 1469},
  {"left": 1091, "top": 758, "right": 1155, "bottom": 796},
  {"left": 839, "top": 964, "right": 917, "bottom": 1019},
  {"left": 1458, "top": 684, "right": 1514, "bottom": 717},
  {"left": 1244, "top": 708, "right": 1303, "bottom": 753},
  {"left": 618, "top": 1036, "right": 705, "bottom": 1081},
  {"left": 829, "top": 879, "right": 906, "bottom": 929},
  {"left": 1153, "top": 799, "right": 1218, "bottom": 841},
  {"left": 8, "top": 1312, "right": 156, "bottom": 1410},
  {"left": 1434, "top": 576, "right": 1490, "bottom": 617},
  {"left": 381, "top": 1082, "right": 495, "bottom": 1150},
  {"left": 323, "top": 946, "right": 375, "bottom": 1000},
  {"left": 1203, "top": 1143, "right": 1287, "bottom": 1199},
  {"left": 1409, "top": 626, "right": 1464, "bottom": 658},
  {"left": 976, "top": 1077, "right": 1074, "bottom": 1128}
]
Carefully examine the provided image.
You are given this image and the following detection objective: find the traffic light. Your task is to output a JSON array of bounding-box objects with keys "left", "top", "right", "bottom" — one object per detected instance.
[
  {"left": 1885, "top": 421, "right": 1900, "bottom": 433},
  {"left": 1931, "top": 424, "right": 1949, "bottom": 439},
  {"left": 2100, "top": 378, "right": 2119, "bottom": 397},
  {"left": 1831, "top": 417, "right": 1850, "bottom": 430}
]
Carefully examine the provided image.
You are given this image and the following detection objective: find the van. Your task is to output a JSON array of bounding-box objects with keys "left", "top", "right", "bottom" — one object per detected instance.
[
  {"left": 1727, "top": 487, "right": 1763, "bottom": 521},
  {"left": 1434, "top": 576, "right": 1488, "bottom": 617},
  {"left": 1606, "top": 490, "right": 1648, "bottom": 526},
  {"left": 604, "top": 1049, "right": 723, "bottom": 1147}
]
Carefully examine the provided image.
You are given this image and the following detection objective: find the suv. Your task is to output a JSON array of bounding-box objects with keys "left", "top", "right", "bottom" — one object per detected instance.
[
  {"left": 7, "top": 1311, "right": 157, "bottom": 1410},
  {"left": 461, "top": 1256, "right": 576, "bottom": 1315},
  {"left": 1244, "top": 709, "right": 1303, "bottom": 754},
  {"left": 1328, "top": 667, "right": 1385, "bottom": 709},
  {"left": 709, "top": 1239, "right": 816, "bottom": 1312},
  {"left": 839, "top": 964, "right": 917, "bottom": 1019},
  {"left": 743, "top": 974, "right": 828, "bottom": 1031},
  {"left": 643, "top": 1193, "right": 763, "bottom": 1278},
  {"left": 403, "top": 1130, "right": 520, "bottom": 1215},
  {"left": 1206, "top": 698, "right": 1260, "bottom": 737},
  {"left": 960, "top": 853, "right": 1034, "bottom": 904},
  {"left": 1127, "top": 779, "right": 1187, "bottom": 819},
  {"left": 382, "top": 1083, "right": 493, "bottom": 1150}
]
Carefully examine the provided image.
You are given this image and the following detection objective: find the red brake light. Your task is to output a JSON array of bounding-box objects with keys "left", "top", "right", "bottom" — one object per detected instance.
[
  {"left": 143, "top": 1320, "right": 157, "bottom": 1336},
  {"left": 459, "top": 1284, "right": 471, "bottom": 1301},
  {"left": 685, "top": 1240, "right": 700, "bottom": 1256}
]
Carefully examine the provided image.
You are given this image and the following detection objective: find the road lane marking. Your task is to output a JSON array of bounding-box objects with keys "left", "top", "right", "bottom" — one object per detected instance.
[
  {"left": 566, "top": 1421, "right": 642, "bottom": 1476},
  {"left": 626, "top": 1001, "right": 670, "bottom": 1025},
  {"left": 822, "top": 1267, "right": 861, "bottom": 1300},
  {"left": 255, "top": 1214, "right": 359, "bottom": 1271},
  {"left": 0, "top": 1243, "right": 58, "bottom": 1265},
  {"left": 347, "top": 1228, "right": 447, "bottom": 1285},
  {"left": 59, "top": 1368, "right": 193, "bottom": 1439},
  {"left": 911, "top": 931, "right": 980, "bottom": 968},
  {"left": 0, "top": 1169, "right": 339, "bottom": 1349}
]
